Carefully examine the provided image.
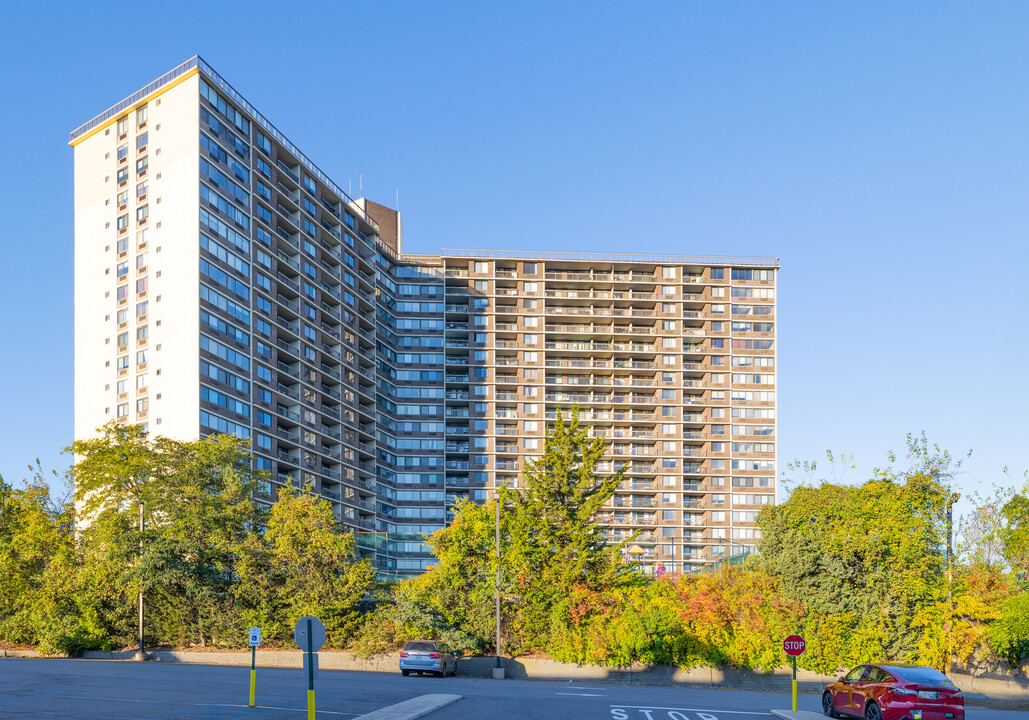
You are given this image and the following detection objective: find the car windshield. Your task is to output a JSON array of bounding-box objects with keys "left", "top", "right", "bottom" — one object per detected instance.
[
  {"left": 404, "top": 642, "right": 436, "bottom": 652},
  {"left": 884, "top": 667, "right": 954, "bottom": 686}
]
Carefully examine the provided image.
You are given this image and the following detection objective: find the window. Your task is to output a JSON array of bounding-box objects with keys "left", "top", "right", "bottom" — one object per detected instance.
[
  {"left": 117, "top": 117, "right": 128, "bottom": 136},
  {"left": 524, "top": 421, "right": 538, "bottom": 432},
  {"left": 117, "top": 167, "right": 128, "bottom": 185},
  {"left": 117, "top": 403, "right": 129, "bottom": 418},
  {"left": 661, "top": 285, "right": 676, "bottom": 295},
  {"left": 136, "top": 205, "right": 149, "bottom": 224},
  {"left": 662, "top": 267, "right": 676, "bottom": 278},
  {"left": 136, "top": 156, "right": 148, "bottom": 175},
  {"left": 523, "top": 351, "right": 537, "bottom": 362},
  {"left": 523, "top": 262, "right": 536, "bottom": 274},
  {"left": 136, "top": 350, "right": 147, "bottom": 366},
  {"left": 117, "top": 144, "right": 128, "bottom": 162},
  {"left": 473, "top": 280, "right": 489, "bottom": 291},
  {"left": 524, "top": 316, "right": 538, "bottom": 327},
  {"left": 662, "top": 338, "right": 676, "bottom": 348},
  {"left": 523, "top": 334, "right": 538, "bottom": 345},
  {"left": 136, "top": 277, "right": 148, "bottom": 295},
  {"left": 710, "top": 268, "right": 724, "bottom": 279},
  {"left": 474, "top": 262, "right": 488, "bottom": 273},
  {"left": 523, "top": 282, "right": 537, "bottom": 293},
  {"left": 136, "top": 106, "right": 147, "bottom": 126},
  {"left": 523, "top": 403, "right": 538, "bottom": 413},
  {"left": 117, "top": 214, "right": 129, "bottom": 231},
  {"left": 117, "top": 332, "right": 129, "bottom": 347},
  {"left": 524, "top": 438, "right": 539, "bottom": 450},
  {"left": 136, "top": 132, "right": 148, "bottom": 151}
]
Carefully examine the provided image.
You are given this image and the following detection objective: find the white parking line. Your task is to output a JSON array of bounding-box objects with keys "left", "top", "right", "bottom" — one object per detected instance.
[{"left": 557, "top": 692, "right": 606, "bottom": 696}]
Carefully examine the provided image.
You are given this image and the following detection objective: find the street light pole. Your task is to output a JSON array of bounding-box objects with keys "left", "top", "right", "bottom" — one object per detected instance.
[
  {"left": 135, "top": 502, "right": 147, "bottom": 661},
  {"left": 495, "top": 493, "right": 502, "bottom": 672}
]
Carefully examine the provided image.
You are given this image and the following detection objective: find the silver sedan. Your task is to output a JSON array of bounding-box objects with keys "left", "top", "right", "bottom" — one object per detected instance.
[{"left": 399, "top": 640, "right": 460, "bottom": 677}]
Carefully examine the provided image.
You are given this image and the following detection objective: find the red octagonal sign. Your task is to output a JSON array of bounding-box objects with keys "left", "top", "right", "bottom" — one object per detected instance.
[{"left": 783, "top": 634, "right": 806, "bottom": 656}]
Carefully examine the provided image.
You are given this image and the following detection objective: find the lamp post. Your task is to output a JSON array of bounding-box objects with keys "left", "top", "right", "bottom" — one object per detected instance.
[
  {"left": 493, "top": 492, "right": 504, "bottom": 679},
  {"left": 134, "top": 501, "right": 147, "bottom": 661}
]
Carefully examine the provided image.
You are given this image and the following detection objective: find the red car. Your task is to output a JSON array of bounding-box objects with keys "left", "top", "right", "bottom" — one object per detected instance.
[{"left": 822, "top": 663, "right": 964, "bottom": 720}]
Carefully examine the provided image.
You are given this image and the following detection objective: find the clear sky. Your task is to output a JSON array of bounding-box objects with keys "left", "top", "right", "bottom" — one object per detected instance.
[{"left": 1, "top": 1, "right": 1026, "bottom": 519}]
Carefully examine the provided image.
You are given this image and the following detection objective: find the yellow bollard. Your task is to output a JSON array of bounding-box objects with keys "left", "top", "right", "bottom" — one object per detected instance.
[
  {"left": 307, "top": 689, "right": 315, "bottom": 720},
  {"left": 249, "top": 645, "right": 257, "bottom": 707}
]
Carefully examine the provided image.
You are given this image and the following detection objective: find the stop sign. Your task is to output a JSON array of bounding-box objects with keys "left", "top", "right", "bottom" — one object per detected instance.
[{"left": 783, "top": 634, "right": 806, "bottom": 656}]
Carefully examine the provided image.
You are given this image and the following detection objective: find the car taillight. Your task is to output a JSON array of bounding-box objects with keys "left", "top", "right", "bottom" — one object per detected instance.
[
  {"left": 429, "top": 653, "right": 441, "bottom": 659},
  {"left": 891, "top": 686, "right": 917, "bottom": 696},
  {"left": 400, "top": 652, "right": 409, "bottom": 657}
]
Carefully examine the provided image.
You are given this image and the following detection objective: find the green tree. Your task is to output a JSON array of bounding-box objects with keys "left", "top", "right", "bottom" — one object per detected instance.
[
  {"left": 68, "top": 422, "right": 268, "bottom": 648},
  {"left": 235, "top": 481, "right": 374, "bottom": 647},
  {"left": 396, "top": 408, "right": 641, "bottom": 655}
]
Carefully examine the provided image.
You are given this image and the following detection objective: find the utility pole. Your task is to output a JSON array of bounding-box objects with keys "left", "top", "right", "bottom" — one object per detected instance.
[{"left": 135, "top": 502, "right": 147, "bottom": 661}]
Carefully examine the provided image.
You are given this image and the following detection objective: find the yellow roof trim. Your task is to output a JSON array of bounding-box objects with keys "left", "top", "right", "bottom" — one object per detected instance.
[{"left": 69, "top": 67, "right": 200, "bottom": 148}]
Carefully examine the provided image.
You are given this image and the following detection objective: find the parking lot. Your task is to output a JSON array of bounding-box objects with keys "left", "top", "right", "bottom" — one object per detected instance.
[{"left": 0, "top": 659, "right": 1024, "bottom": 720}]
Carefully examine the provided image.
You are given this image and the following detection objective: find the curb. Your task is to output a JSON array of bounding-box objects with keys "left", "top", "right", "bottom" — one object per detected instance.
[
  {"left": 352, "top": 693, "right": 461, "bottom": 720},
  {"left": 771, "top": 711, "right": 824, "bottom": 720}
]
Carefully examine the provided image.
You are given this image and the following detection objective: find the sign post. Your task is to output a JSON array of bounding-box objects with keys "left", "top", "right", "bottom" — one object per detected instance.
[
  {"left": 294, "top": 616, "right": 326, "bottom": 720},
  {"left": 247, "top": 627, "right": 261, "bottom": 707},
  {"left": 782, "top": 634, "right": 807, "bottom": 712}
]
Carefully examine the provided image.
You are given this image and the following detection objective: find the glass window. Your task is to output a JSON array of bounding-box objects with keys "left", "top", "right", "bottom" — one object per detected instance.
[{"left": 843, "top": 666, "right": 868, "bottom": 683}]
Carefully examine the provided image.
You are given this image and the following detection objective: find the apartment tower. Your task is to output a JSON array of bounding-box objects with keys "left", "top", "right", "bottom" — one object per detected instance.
[{"left": 72, "top": 57, "right": 778, "bottom": 578}]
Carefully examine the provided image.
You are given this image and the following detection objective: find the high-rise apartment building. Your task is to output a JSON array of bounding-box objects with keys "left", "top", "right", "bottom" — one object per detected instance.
[{"left": 72, "top": 57, "right": 778, "bottom": 578}]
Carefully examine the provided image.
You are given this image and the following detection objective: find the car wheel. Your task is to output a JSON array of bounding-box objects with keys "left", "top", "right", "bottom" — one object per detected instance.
[
  {"left": 865, "top": 702, "right": 882, "bottom": 720},
  {"left": 401, "top": 670, "right": 409, "bottom": 677},
  {"left": 822, "top": 693, "right": 839, "bottom": 718}
]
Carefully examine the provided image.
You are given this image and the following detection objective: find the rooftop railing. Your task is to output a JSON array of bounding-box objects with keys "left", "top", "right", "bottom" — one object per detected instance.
[{"left": 441, "top": 248, "right": 779, "bottom": 267}]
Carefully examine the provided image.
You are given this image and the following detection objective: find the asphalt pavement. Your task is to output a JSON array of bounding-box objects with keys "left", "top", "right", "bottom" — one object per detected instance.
[{"left": 0, "top": 658, "right": 1023, "bottom": 720}]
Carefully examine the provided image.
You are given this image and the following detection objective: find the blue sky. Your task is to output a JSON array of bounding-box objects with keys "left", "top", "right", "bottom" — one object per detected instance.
[{"left": 1, "top": 2, "right": 1026, "bottom": 518}]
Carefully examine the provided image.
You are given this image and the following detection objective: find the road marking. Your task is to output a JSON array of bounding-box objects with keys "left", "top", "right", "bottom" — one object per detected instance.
[
  {"left": 557, "top": 691, "right": 606, "bottom": 696},
  {"left": 611, "top": 707, "right": 772, "bottom": 715}
]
